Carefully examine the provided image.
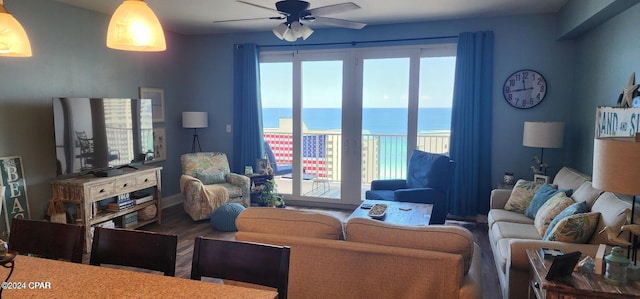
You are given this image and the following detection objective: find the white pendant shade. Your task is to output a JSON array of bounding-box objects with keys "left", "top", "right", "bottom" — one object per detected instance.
[
  {"left": 290, "top": 21, "right": 313, "bottom": 40},
  {"left": 272, "top": 23, "right": 289, "bottom": 40},
  {"left": 0, "top": 2, "right": 32, "bottom": 57},
  {"left": 106, "top": 0, "right": 166, "bottom": 52},
  {"left": 282, "top": 29, "right": 297, "bottom": 42}
]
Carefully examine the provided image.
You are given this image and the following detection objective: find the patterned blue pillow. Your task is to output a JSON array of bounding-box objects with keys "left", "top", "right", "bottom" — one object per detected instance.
[
  {"left": 543, "top": 201, "right": 589, "bottom": 240},
  {"left": 525, "top": 184, "right": 573, "bottom": 219},
  {"left": 525, "top": 183, "right": 560, "bottom": 219}
]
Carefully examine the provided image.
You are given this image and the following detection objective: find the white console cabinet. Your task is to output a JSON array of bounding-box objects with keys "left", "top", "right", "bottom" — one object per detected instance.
[{"left": 51, "top": 166, "right": 162, "bottom": 252}]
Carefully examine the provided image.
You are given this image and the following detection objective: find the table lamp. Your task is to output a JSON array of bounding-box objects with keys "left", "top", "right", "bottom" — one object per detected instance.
[
  {"left": 182, "top": 112, "right": 208, "bottom": 152},
  {"left": 523, "top": 121, "right": 565, "bottom": 175},
  {"left": 593, "top": 134, "right": 640, "bottom": 274}
]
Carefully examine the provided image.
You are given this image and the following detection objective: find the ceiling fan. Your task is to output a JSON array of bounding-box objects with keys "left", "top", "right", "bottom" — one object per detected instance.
[{"left": 215, "top": 0, "right": 367, "bottom": 42}]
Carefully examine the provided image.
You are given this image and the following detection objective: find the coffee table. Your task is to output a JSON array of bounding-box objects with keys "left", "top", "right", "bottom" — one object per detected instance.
[{"left": 347, "top": 199, "right": 433, "bottom": 226}]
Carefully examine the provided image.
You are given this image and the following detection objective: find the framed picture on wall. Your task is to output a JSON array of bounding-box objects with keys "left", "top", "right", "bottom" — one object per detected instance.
[
  {"left": 148, "top": 127, "right": 167, "bottom": 162},
  {"left": 139, "top": 87, "right": 165, "bottom": 123},
  {"left": 534, "top": 174, "right": 550, "bottom": 184}
]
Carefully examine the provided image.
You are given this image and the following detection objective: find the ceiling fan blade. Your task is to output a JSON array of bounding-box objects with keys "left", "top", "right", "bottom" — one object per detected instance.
[
  {"left": 237, "top": 0, "right": 283, "bottom": 14},
  {"left": 311, "top": 17, "right": 366, "bottom": 29},
  {"left": 308, "top": 2, "right": 360, "bottom": 16},
  {"left": 212, "top": 16, "right": 284, "bottom": 24}
]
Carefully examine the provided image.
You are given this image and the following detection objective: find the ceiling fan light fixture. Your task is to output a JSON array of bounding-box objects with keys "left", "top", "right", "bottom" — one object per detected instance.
[
  {"left": 272, "top": 23, "right": 289, "bottom": 40},
  {"left": 106, "top": 0, "right": 166, "bottom": 52},
  {"left": 290, "top": 21, "right": 303, "bottom": 39},
  {"left": 300, "top": 24, "right": 313, "bottom": 40},
  {"left": 0, "top": 0, "right": 32, "bottom": 57},
  {"left": 290, "top": 21, "right": 313, "bottom": 40},
  {"left": 282, "top": 29, "right": 297, "bottom": 42}
]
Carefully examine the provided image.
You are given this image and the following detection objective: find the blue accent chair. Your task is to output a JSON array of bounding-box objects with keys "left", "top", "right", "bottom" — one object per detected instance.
[
  {"left": 365, "top": 150, "right": 455, "bottom": 224},
  {"left": 264, "top": 142, "right": 292, "bottom": 176}
]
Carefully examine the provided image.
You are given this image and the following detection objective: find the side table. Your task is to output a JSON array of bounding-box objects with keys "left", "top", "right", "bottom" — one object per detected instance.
[
  {"left": 247, "top": 174, "right": 273, "bottom": 205},
  {"left": 526, "top": 248, "right": 640, "bottom": 299}
]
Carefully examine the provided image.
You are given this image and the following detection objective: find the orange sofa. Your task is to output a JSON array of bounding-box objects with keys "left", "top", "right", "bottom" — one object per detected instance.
[{"left": 235, "top": 207, "right": 482, "bottom": 299}]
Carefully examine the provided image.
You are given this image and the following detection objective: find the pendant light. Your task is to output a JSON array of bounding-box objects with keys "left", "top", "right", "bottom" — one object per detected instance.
[
  {"left": 0, "top": 0, "right": 32, "bottom": 57},
  {"left": 106, "top": 0, "right": 166, "bottom": 52}
]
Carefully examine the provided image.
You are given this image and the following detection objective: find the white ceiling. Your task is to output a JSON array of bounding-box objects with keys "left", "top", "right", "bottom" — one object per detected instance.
[{"left": 56, "top": 0, "right": 568, "bottom": 35}]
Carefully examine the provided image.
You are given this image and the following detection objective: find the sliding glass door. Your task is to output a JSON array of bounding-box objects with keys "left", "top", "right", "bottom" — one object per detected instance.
[
  {"left": 261, "top": 51, "right": 355, "bottom": 205},
  {"left": 260, "top": 44, "right": 456, "bottom": 207}
]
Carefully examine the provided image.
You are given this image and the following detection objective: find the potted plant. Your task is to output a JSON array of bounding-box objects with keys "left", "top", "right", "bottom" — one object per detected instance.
[{"left": 260, "top": 179, "right": 285, "bottom": 208}]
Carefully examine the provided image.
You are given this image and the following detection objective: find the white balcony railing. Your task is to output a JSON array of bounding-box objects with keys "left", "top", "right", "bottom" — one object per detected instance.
[{"left": 264, "top": 132, "right": 450, "bottom": 185}]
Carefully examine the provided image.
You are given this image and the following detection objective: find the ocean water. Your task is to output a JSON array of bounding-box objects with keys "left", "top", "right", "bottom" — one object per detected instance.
[{"left": 262, "top": 107, "right": 452, "bottom": 134}]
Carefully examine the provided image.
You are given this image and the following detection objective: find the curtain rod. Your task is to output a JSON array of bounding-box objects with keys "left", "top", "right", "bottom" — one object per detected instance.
[{"left": 252, "top": 35, "right": 458, "bottom": 49}]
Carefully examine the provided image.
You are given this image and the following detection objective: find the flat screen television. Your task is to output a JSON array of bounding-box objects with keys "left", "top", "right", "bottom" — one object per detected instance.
[{"left": 53, "top": 97, "right": 155, "bottom": 177}]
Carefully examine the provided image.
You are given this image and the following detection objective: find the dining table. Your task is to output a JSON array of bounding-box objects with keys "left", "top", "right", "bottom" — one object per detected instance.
[{"left": 0, "top": 254, "right": 278, "bottom": 298}]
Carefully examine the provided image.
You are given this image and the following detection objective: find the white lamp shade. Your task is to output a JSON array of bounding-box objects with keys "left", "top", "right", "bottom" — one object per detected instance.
[
  {"left": 523, "top": 121, "right": 564, "bottom": 148},
  {"left": 106, "top": 0, "right": 166, "bottom": 52},
  {"left": 593, "top": 137, "right": 640, "bottom": 195},
  {"left": 0, "top": 3, "right": 32, "bottom": 57},
  {"left": 290, "top": 22, "right": 304, "bottom": 39},
  {"left": 290, "top": 21, "right": 313, "bottom": 40},
  {"left": 272, "top": 23, "right": 289, "bottom": 40},
  {"left": 301, "top": 25, "right": 313, "bottom": 40},
  {"left": 283, "top": 30, "right": 297, "bottom": 42},
  {"left": 182, "top": 112, "right": 208, "bottom": 128}
]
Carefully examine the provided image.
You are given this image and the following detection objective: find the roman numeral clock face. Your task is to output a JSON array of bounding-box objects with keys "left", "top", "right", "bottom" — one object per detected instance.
[{"left": 503, "top": 69, "right": 547, "bottom": 109}]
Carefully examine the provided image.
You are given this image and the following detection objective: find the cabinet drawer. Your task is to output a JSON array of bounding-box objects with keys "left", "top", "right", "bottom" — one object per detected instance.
[
  {"left": 89, "top": 182, "right": 115, "bottom": 199},
  {"left": 136, "top": 173, "right": 157, "bottom": 187},
  {"left": 115, "top": 177, "right": 138, "bottom": 193}
]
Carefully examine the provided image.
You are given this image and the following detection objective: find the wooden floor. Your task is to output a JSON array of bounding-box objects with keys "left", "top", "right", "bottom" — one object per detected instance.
[{"left": 90, "top": 204, "right": 502, "bottom": 299}]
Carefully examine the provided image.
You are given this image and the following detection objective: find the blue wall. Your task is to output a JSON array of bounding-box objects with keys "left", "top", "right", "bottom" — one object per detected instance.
[
  {"left": 1, "top": 0, "right": 636, "bottom": 219},
  {"left": 186, "top": 14, "right": 575, "bottom": 195},
  {"left": 570, "top": 3, "right": 640, "bottom": 173},
  {"left": 0, "top": 0, "right": 188, "bottom": 219}
]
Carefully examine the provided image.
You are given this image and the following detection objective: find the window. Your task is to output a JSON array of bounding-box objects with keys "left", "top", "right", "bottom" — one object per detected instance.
[{"left": 259, "top": 45, "right": 456, "bottom": 204}]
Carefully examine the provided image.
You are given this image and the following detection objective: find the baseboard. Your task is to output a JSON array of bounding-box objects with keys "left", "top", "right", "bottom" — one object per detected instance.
[{"left": 161, "top": 193, "right": 183, "bottom": 209}]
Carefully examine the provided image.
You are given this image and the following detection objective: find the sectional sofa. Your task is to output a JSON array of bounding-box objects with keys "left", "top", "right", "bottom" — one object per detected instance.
[
  {"left": 235, "top": 207, "right": 482, "bottom": 299},
  {"left": 488, "top": 167, "right": 631, "bottom": 299}
]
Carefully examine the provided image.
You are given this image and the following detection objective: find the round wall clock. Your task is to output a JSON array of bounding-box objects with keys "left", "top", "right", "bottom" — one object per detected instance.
[{"left": 503, "top": 69, "right": 547, "bottom": 109}]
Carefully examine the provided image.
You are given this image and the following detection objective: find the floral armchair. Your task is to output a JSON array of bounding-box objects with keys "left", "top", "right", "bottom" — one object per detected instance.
[{"left": 180, "top": 152, "right": 250, "bottom": 221}]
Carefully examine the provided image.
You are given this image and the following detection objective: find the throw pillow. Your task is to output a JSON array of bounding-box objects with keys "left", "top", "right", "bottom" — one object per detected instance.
[
  {"left": 192, "top": 169, "right": 227, "bottom": 185},
  {"left": 542, "top": 201, "right": 589, "bottom": 239},
  {"left": 524, "top": 183, "right": 561, "bottom": 219},
  {"left": 504, "top": 179, "right": 543, "bottom": 214},
  {"left": 534, "top": 192, "right": 574, "bottom": 236},
  {"left": 544, "top": 212, "right": 601, "bottom": 243}
]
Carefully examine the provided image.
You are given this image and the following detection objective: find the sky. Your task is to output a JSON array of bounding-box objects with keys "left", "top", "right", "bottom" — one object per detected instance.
[{"left": 259, "top": 56, "right": 456, "bottom": 108}]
